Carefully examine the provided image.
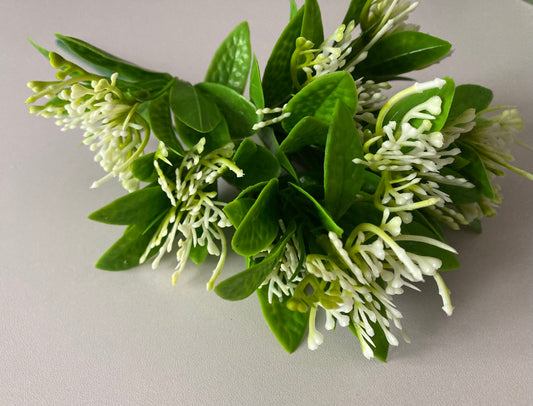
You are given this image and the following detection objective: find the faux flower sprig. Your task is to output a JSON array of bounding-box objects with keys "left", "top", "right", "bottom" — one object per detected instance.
[{"left": 26, "top": 0, "right": 532, "bottom": 360}]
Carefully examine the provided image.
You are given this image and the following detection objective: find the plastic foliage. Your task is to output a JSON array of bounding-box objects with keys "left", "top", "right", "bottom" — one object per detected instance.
[{"left": 26, "top": 0, "right": 532, "bottom": 360}]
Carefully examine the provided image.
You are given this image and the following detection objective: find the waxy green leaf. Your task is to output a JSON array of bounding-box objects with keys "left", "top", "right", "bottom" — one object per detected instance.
[
  {"left": 342, "top": 0, "right": 367, "bottom": 26},
  {"left": 224, "top": 138, "right": 281, "bottom": 189},
  {"left": 205, "top": 21, "right": 251, "bottom": 94},
  {"left": 95, "top": 223, "right": 160, "bottom": 271},
  {"left": 279, "top": 116, "right": 329, "bottom": 154},
  {"left": 258, "top": 127, "right": 299, "bottom": 182},
  {"left": 131, "top": 153, "right": 158, "bottom": 183},
  {"left": 55, "top": 33, "right": 172, "bottom": 83},
  {"left": 215, "top": 222, "right": 296, "bottom": 301},
  {"left": 196, "top": 82, "right": 257, "bottom": 139},
  {"left": 353, "top": 31, "right": 452, "bottom": 80},
  {"left": 263, "top": 7, "right": 304, "bottom": 106},
  {"left": 88, "top": 187, "right": 171, "bottom": 226},
  {"left": 282, "top": 71, "right": 358, "bottom": 132},
  {"left": 258, "top": 286, "right": 309, "bottom": 353},
  {"left": 289, "top": 183, "right": 343, "bottom": 236},
  {"left": 324, "top": 100, "right": 364, "bottom": 220},
  {"left": 223, "top": 197, "right": 255, "bottom": 228},
  {"left": 456, "top": 142, "right": 495, "bottom": 199},
  {"left": 170, "top": 78, "right": 221, "bottom": 133},
  {"left": 148, "top": 92, "right": 184, "bottom": 155},
  {"left": 301, "top": 0, "right": 324, "bottom": 46},
  {"left": 447, "top": 84, "right": 493, "bottom": 123},
  {"left": 175, "top": 115, "right": 231, "bottom": 153},
  {"left": 231, "top": 178, "right": 280, "bottom": 256},
  {"left": 249, "top": 54, "right": 265, "bottom": 110},
  {"left": 189, "top": 243, "right": 209, "bottom": 265},
  {"left": 385, "top": 77, "right": 455, "bottom": 133}
]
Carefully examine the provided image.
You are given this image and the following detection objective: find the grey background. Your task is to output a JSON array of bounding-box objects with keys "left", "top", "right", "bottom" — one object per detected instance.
[{"left": 1, "top": 1, "right": 532, "bottom": 405}]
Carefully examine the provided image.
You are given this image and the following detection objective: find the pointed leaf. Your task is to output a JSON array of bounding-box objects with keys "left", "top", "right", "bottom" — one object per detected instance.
[
  {"left": 353, "top": 31, "right": 452, "bottom": 80},
  {"left": 170, "top": 78, "right": 221, "bottom": 133},
  {"left": 342, "top": 0, "right": 367, "bottom": 26},
  {"left": 263, "top": 7, "right": 304, "bottom": 106},
  {"left": 456, "top": 142, "right": 495, "bottom": 199},
  {"left": 249, "top": 54, "right": 265, "bottom": 110},
  {"left": 149, "top": 92, "right": 184, "bottom": 155},
  {"left": 205, "top": 21, "right": 251, "bottom": 94},
  {"left": 447, "top": 84, "right": 493, "bottom": 123},
  {"left": 385, "top": 77, "right": 455, "bottom": 132},
  {"left": 258, "top": 127, "right": 299, "bottom": 182},
  {"left": 280, "top": 116, "right": 329, "bottom": 154},
  {"left": 282, "top": 71, "right": 358, "bottom": 132},
  {"left": 223, "top": 197, "right": 255, "bottom": 228},
  {"left": 324, "top": 100, "right": 364, "bottom": 220},
  {"left": 258, "top": 286, "right": 309, "bottom": 353},
  {"left": 289, "top": 183, "right": 343, "bottom": 235},
  {"left": 196, "top": 82, "right": 257, "bottom": 139},
  {"left": 215, "top": 223, "right": 295, "bottom": 300},
  {"left": 95, "top": 223, "right": 159, "bottom": 271},
  {"left": 55, "top": 33, "right": 171, "bottom": 82},
  {"left": 175, "top": 115, "right": 231, "bottom": 152},
  {"left": 131, "top": 153, "right": 158, "bottom": 183},
  {"left": 231, "top": 178, "right": 280, "bottom": 256},
  {"left": 224, "top": 138, "right": 281, "bottom": 189},
  {"left": 301, "top": 0, "right": 324, "bottom": 45},
  {"left": 88, "top": 187, "right": 171, "bottom": 225}
]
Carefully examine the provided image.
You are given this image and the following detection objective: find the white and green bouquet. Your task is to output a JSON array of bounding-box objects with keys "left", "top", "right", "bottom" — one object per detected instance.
[{"left": 26, "top": 0, "right": 531, "bottom": 360}]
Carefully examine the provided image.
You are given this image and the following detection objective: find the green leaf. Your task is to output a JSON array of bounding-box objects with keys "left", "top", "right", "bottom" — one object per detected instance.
[
  {"left": 223, "top": 197, "right": 255, "bottom": 228},
  {"left": 324, "top": 100, "right": 364, "bottom": 220},
  {"left": 342, "top": 0, "right": 367, "bottom": 26},
  {"left": 196, "top": 82, "right": 257, "bottom": 139},
  {"left": 27, "top": 37, "right": 51, "bottom": 60},
  {"left": 215, "top": 223, "right": 296, "bottom": 300},
  {"left": 289, "top": 0, "right": 299, "bottom": 20},
  {"left": 88, "top": 187, "right": 171, "bottom": 226},
  {"left": 289, "top": 183, "right": 343, "bottom": 235},
  {"left": 279, "top": 116, "right": 329, "bottom": 154},
  {"left": 282, "top": 71, "right": 358, "bottom": 132},
  {"left": 456, "top": 142, "right": 495, "bottom": 199},
  {"left": 231, "top": 178, "right": 280, "bottom": 256},
  {"left": 249, "top": 54, "right": 265, "bottom": 110},
  {"left": 353, "top": 31, "right": 452, "bottom": 80},
  {"left": 400, "top": 221, "right": 459, "bottom": 271},
  {"left": 258, "top": 127, "right": 299, "bottom": 182},
  {"left": 131, "top": 153, "right": 158, "bottom": 183},
  {"left": 205, "top": 21, "right": 251, "bottom": 94},
  {"left": 263, "top": 7, "right": 305, "bottom": 106},
  {"left": 189, "top": 243, "right": 209, "bottom": 265},
  {"left": 258, "top": 286, "right": 309, "bottom": 353},
  {"left": 438, "top": 168, "right": 481, "bottom": 205},
  {"left": 385, "top": 77, "right": 455, "bottom": 133},
  {"left": 55, "top": 33, "right": 171, "bottom": 83},
  {"left": 175, "top": 115, "right": 231, "bottom": 152},
  {"left": 148, "top": 92, "right": 184, "bottom": 155},
  {"left": 447, "top": 84, "right": 493, "bottom": 123},
  {"left": 301, "top": 0, "right": 324, "bottom": 45},
  {"left": 170, "top": 78, "right": 221, "bottom": 133},
  {"left": 95, "top": 223, "right": 159, "bottom": 271},
  {"left": 224, "top": 138, "right": 281, "bottom": 189}
]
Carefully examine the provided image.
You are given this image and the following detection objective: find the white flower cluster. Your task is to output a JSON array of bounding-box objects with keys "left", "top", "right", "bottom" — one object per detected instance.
[
  {"left": 303, "top": 210, "right": 455, "bottom": 357},
  {"left": 140, "top": 139, "right": 243, "bottom": 290},
  {"left": 354, "top": 78, "right": 474, "bottom": 227},
  {"left": 28, "top": 72, "right": 147, "bottom": 191},
  {"left": 258, "top": 221, "right": 304, "bottom": 304}
]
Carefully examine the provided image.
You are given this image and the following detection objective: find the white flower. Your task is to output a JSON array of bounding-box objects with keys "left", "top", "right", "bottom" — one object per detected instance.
[
  {"left": 140, "top": 139, "right": 243, "bottom": 290},
  {"left": 354, "top": 79, "right": 474, "bottom": 228},
  {"left": 301, "top": 210, "right": 455, "bottom": 357},
  {"left": 258, "top": 221, "right": 304, "bottom": 303},
  {"left": 28, "top": 69, "right": 148, "bottom": 191}
]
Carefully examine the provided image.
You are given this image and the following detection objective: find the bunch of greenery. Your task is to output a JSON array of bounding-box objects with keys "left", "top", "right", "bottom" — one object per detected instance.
[{"left": 26, "top": 0, "right": 531, "bottom": 360}]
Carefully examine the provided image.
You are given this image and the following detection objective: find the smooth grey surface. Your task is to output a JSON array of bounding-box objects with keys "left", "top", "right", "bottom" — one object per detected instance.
[{"left": 1, "top": 1, "right": 532, "bottom": 405}]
